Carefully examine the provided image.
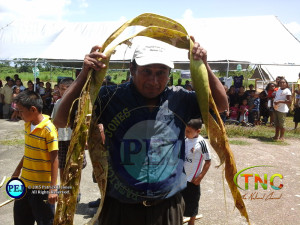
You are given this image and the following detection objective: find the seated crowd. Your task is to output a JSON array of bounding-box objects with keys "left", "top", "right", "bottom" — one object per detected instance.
[{"left": 221, "top": 76, "right": 296, "bottom": 127}]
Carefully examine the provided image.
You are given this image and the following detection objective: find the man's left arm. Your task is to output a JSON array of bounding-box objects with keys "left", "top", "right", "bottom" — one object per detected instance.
[
  {"left": 207, "top": 64, "right": 230, "bottom": 112},
  {"left": 190, "top": 36, "right": 228, "bottom": 112}
]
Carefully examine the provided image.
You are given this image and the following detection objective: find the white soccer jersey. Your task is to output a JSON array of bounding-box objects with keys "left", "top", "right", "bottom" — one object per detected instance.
[{"left": 184, "top": 135, "right": 211, "bottom": 182}]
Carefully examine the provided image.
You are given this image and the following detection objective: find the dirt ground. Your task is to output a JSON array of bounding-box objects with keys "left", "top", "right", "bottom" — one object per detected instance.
[{"left": 0, "top": 119, "right": 299, "bottom": 225}]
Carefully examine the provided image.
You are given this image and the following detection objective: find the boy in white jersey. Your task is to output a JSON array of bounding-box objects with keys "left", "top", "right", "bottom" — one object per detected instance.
[{"left": 182, "top": 118, "right": 211, "bottom": 225}]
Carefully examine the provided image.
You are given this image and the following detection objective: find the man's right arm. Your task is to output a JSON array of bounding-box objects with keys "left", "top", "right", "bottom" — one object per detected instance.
[{"left": 53, "top": 46, "right": 107, "bottom": 128}]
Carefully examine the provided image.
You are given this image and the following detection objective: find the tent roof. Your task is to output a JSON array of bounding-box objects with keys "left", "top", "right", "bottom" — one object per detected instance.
[
  {"left": 252, "top": 65, "right": 300, "bottom": 82},
  {"left": 1, "top": 15, "right": 300, "bottom": 68}
]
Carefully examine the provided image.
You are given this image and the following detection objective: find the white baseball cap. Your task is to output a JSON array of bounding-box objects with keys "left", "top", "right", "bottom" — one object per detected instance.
[{"left": 132, "top": 44, "right": 174, "bottom": 69}]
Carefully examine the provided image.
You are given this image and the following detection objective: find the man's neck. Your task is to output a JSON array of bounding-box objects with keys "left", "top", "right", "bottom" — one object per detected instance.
[{"left": 146, "top": 98, "right": 159, "bottom": 112}]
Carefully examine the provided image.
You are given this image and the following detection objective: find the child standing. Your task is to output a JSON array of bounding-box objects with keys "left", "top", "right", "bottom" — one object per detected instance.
[
  {"left": 10, "top": 86, "right": 21, "bottom": 121},
  {"left": 51, "top": 78, "right": 74, "bottom": 180},
  {"left": 248, "top": 91, "right": 260, "bottom": 126},
  {"left": 51, "top": 77, "right": 86, "bottom": 203},
  {"left": 273, "top": 78, "right": 292, "bottom": 141},
  {"left": 252, "top": 92, "right": 261, "bottom": 126},
  {"left": 182, "top": 119, "right": 211, "bottom": 225},
  {"left": 12, "top": 90, "right": 58, "bottom": 225}
]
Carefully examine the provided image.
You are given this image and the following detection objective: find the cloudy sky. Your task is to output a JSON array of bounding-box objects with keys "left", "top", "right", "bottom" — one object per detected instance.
[{"left": 0, "top": 0, "right": 300, "bottom": 40}]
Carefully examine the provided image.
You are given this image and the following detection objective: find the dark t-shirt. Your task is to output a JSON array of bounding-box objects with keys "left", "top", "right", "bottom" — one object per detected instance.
[
  {"left": 95, "top": 80, "right": 201, "bottom": 203},
  {"left": 233, "top": 75, "right": 244, "bottom": 89}
]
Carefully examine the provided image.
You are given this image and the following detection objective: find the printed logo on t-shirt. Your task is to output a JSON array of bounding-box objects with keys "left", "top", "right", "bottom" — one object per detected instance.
[{"left": 120, "top": 119, "right": 182, "bottom": 184}]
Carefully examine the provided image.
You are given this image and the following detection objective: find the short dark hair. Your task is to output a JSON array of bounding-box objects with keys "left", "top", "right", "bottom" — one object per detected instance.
[
  {"left": 14, "top": 90, "right": 43, "bottom": 113},
  {"left": 130, "top": 59, "right": 138, "bottom": 72},
  {"left": 187, "top": 118, "right": 202, "bottom": 130},
  {"left": 59, "top": 77, "right": 74, "bottom": 87}
]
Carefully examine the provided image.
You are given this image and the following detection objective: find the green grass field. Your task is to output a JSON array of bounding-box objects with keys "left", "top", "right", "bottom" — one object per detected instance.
[{"left": 201, "top": 116, "right": 299, "bottom": 146}]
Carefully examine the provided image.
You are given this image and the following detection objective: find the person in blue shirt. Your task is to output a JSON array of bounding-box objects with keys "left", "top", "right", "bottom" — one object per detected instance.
[{"left": 53, "top": 37, "right": 228, "bottom": 225}]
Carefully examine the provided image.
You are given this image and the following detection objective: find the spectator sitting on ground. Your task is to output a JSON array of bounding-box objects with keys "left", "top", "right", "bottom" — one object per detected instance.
[
  {"left": 38, "top": 82, "right": 45, "bottom": 96},
  {"left": 229, "top": 103, "right": 239, "bottom": 121},
  {"left": 239, "top": 98, "right": 249, "bottom": 124}
]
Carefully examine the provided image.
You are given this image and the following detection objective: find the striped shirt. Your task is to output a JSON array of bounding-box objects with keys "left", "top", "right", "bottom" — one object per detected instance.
[
  {"left": 184, "top": 135, "right": 211, "bottom": 182},
  {"left": 21, "top": 115, "right": 58, "bottom": 187}
]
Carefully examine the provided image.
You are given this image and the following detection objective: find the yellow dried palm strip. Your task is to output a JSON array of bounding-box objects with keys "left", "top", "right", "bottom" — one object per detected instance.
[
  {"left": 190, "top": 47, "right": 250, "bottom": 223},
  {"left": 101, "top": 13, "right": 187, "bottom": 51},
  {"left": 54, "top": 84, "right": 92, "bottom": 225}
]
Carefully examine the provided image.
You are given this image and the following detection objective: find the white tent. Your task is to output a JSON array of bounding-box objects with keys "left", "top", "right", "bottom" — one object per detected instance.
[
  {"left": 1, "top": 15, "right": 300, "bottom": 81},
  {"left": 261, "top": 65, "right": 300, "bottom": 82}
]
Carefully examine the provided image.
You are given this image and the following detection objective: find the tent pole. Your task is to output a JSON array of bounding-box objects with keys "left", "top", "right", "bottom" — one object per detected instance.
[
  {"left": 226, "top": 60, "right": 229, "bottom": 78},
  {"left": 34, "top": 58, "right": 39, "bottom": 92},
  {"left": 50, "top": 64, "right": 52, "bottom": 82}
]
